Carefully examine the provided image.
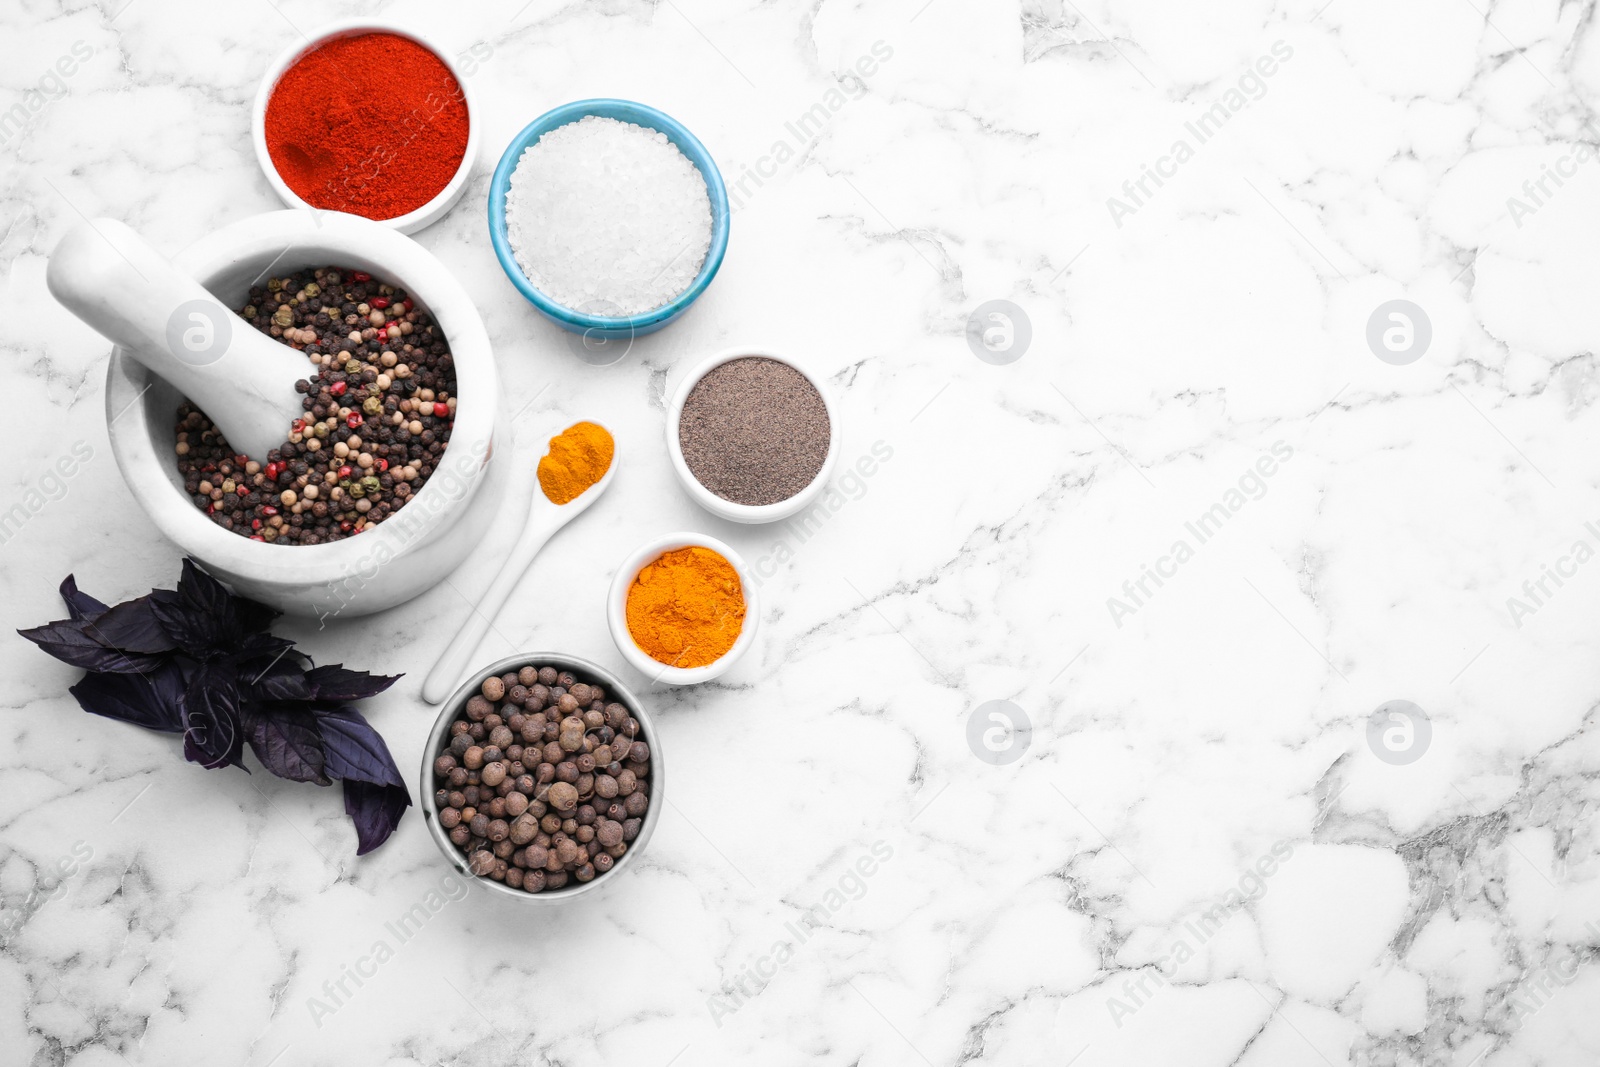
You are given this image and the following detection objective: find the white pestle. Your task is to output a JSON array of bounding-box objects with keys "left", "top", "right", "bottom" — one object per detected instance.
[{"left": 47, "top": 218, "right": 309, "bottom": 463}]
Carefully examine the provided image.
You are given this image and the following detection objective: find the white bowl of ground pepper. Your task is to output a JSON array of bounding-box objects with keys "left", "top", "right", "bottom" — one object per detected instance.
[{"left": 666, "top": 348, "right": 838, "bottom": 524}]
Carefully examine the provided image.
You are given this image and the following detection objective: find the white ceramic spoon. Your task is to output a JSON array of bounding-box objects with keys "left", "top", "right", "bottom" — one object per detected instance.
[{"left": 421, "top": 431, "right": 618, "bottom": 704}]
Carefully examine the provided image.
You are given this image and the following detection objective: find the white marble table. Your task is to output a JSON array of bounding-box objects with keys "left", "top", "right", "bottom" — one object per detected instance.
[{"left": 4, "top": 1, "right": 1599, "bottom": 1064}]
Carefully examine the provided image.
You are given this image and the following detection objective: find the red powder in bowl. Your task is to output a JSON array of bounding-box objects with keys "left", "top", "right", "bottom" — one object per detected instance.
[{"left": 264, "top": 32, "right": 469, "bottom": 221}]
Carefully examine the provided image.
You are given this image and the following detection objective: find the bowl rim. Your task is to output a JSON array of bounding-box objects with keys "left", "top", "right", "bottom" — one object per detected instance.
[
  {"left": 606, "top": 532, "right": 759, "bottom": 685},
  {"left": 418, "top": 651, "right": 665, "bottom": 903},
  {"left": 102, "top": 209, "right": 498, "bottom": 587},
  {"left": 486, "top": 97, "right": 731, "bottom": 332},
  {"left": 250, "top": 18, "right": 480, "bottom": 235},
  {"left": 665, "top": 347, "right": 841, "bottom": 524}
]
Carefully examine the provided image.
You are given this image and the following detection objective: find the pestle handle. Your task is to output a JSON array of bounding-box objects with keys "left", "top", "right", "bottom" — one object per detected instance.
[{"left": 47, "top": 219, "right": 308, "bottom": 462}]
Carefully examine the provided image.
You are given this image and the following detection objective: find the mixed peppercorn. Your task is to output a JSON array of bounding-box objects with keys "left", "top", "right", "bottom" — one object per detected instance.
[
  {"left": 173, "top": 266, "right": 458, "bottom": 545},
  {"left": 432, "top": 664, "right": 653, "bottom": 893}
]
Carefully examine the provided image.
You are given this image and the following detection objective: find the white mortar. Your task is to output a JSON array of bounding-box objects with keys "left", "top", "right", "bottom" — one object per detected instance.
[{"left": 103, "top": 210, "right": 508, "bottom": 618}]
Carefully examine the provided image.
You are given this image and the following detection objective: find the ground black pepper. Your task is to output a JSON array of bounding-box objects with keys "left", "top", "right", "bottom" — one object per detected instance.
[
  {"left": 173, "top": 266, "right": 458, "bottom": 544},
  {"left": 677, "top": 356, "right": 830, "bottom": 506}
]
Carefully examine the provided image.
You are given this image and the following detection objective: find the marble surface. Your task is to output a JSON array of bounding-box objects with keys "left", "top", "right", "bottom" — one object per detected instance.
[{"left": 3, "top": 0, "right": 1600, "bottom": 1065}]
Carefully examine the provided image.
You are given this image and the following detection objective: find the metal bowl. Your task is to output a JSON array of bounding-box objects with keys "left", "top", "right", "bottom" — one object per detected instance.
[{"left": 418, "top": 652, "right": 664, "bottom": 902}]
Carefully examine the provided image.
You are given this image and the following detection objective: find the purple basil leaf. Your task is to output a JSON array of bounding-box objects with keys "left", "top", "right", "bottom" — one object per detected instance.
[
  {"left": 316, "top": 705, "right": 406, "bottom": 787},
  {"left": 232, "top": 632, "right": 297, "bottom": 662},
  {"left": 166, "top": 558, "right": 281, "bottom": 651},
  {"left": 59, "top": 575, "right": 108, "bottom": 621},
  {"left": 232, "top": 595, "right": 281, "bottom": 636},
  {"left": 86, "top": 596, "right": 179, "bottom": 655},
  {"left": 182, "top": 662, "right": 244, "bottom": 770},
  {"left": 148, "top": 597, "right": 225, "bottom": 660},
  {"left": 244, "top": 652, "right": 313, "bottom": 702},
  {"left": 170, "top": 558, "right": 247, "bottom": 654},
  {"left": 67, "top": 661, "right": 186, "bottom": 733},
  {"left": 305, "top": 664, "right": 402, "bottom": 702},
  {"left": 343, "top": 779, "right": 411, "bottom": 855},
  {"left": 17, "top": 619, "right": 168, "bottom": 674},
  {"left": 244, "top": 704, "right": 329, "bottom": 785},
  {"left": 176, "top": 556, "right": 234, "bottom": 613}
]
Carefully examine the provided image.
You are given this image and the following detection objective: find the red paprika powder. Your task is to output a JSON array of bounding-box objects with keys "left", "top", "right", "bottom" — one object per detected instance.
[{"left": 264, "top": 32, "right": 469, "bottom": 221}]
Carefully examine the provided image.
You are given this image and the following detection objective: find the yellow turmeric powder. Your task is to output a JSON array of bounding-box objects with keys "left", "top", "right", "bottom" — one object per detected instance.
[
  {"left": 537, "top": 421, "right": 614, "bottom": 504},
  {"left": 625, "top": 546, "right": 746, "bottom": 668}
]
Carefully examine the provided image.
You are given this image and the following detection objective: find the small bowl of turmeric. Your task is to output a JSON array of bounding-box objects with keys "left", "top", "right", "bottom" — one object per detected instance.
[{"left": 607, "top": 533, "right": 758, "bottom": 685}]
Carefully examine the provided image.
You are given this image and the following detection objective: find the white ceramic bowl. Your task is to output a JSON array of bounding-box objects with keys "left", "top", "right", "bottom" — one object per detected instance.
[
  {"left": 665, "top": 347, "right": 839, "bottom": 524},
  {"left": 607, "top": 533, "right": 759, "bottom": 685},
  {"left": 104, "top": 209, "right": 508, "bottom": 618},
  {"left": 251, "top": 19, "right": 479, "bottom": 235},
  {"left": 419, "top": 652, "right": 664, "bottom": 903}
]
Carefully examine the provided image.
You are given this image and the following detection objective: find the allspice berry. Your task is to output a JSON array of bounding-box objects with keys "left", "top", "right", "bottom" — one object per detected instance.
[
  {"left": 482, "top": 676, "right": 506, "bottom": 702},
  {"left": 558, "top": 716, "right": 585, "bottom": 752},
  {"left": 467, "top": 850, "right": 496, "bottom": 876},
  {"left": 547, "top": 781, "right": 579, "bottom": 812}
]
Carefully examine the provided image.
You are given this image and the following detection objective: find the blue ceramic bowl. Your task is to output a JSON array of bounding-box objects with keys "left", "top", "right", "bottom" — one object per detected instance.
[{"left": 488, "top": 99, "right": 730, "bottom": 340}]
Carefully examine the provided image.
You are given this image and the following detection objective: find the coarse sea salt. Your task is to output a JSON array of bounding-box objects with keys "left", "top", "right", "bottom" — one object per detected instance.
[{"left": 505, "top": 115, "right": 713, "bottom": 316}]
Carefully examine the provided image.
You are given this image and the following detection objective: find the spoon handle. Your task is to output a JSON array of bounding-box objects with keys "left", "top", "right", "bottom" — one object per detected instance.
[{"left": 421, "top": 515, "right": 562, "bottom": 704}]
